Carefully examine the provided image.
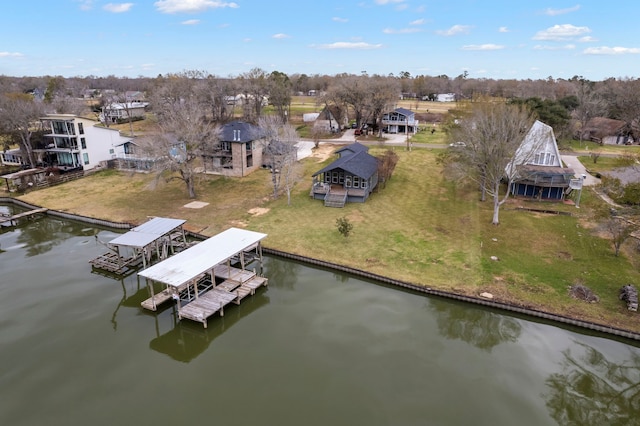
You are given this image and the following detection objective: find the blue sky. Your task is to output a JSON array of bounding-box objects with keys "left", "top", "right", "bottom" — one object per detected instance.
[{"left": 2, "top": 0, "right": 639, "bottom": 80}]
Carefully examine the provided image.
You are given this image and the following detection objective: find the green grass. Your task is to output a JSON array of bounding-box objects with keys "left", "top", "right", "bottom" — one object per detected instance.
[{"left": 14, "top": 146, "right": 640, "bottom": 333}]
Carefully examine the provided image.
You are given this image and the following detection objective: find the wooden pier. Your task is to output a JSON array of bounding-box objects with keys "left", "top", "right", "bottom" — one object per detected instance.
[
  {"left": 90, "top": 217, "right": 187, "bottom": 276},
  {"left": 0, "top": 208, "right": 48, "bottom": 227},
  {"left": 138, "top": 227, "right": 268, "bottom": 328}
]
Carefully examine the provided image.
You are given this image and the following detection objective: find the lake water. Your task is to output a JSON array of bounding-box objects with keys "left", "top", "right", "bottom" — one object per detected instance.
[{"left": 1, "top": 206, "right": 639, "bottom": 425}]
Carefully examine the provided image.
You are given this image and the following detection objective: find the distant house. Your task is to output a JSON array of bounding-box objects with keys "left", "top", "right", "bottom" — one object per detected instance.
[
  {"left": 101, "top": 102, "right": 149, "bottom": 123},
  {"left": 313, "top": 105, "right": 347, "bottom": 133},
  {"left": 577, "top": 117, "right": 634, "bottom": 145},
  {"left": 507, "top": 120, "right": 575, "bottom": 201},
  {"left": 435, "top": 93, "right": 456, "bottom": 102},
  {"left": 311, "top": 142, "right": 379, "bottom": 207},
  {"left": 0, "top": 114, "right": 132, "bottom": 172},
  {"left": 381, "top": 108, "right": 419, "bottom": 135},
  {"left": 201, "top": 121, "right": 266, "bottom": 177}
]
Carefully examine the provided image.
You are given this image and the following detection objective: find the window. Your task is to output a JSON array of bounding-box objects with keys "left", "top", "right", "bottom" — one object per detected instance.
[
  {"left": 353, "top": 176, "right": 360, "bottom": 188},
  {"left": 534, "top": 152, "right": 555, "bottom": 166},
  {"left": 81, "top": 138, "right": 86, "bottom": 149},
  {"left": 332, "top": 172, "right": 339, "bottom": 184},
  {"left": 83, "top": 153, "right": 89, "bottom": 165},
  {"left": 78, "top": 122, "right": 84, "bottom": 134},
  {"left": 221, "top": 141, "right": 231, "bottom": 151},
  {"left": 324, "top": 174, "right": 330, "bottom": 183},
  {"left": 345, "top": 176, "right": 352, "bottom": 187},
  {"left": 109, "top": 149, "right": 114, "bottom": 154}
]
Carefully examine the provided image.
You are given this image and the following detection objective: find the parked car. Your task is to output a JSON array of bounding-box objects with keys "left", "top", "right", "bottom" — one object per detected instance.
[
  {"left": 448, "top": 141, "right": 466, "bottom": 148},
  {"left": 354, "top": 129, "right": 362, "bottom": 136}
]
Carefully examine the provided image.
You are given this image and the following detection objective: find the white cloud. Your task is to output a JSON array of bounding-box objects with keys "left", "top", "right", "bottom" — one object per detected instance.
[
  {"left": 499, "top": 26, "right": 509, "bottom": 33},
  {"left": 543, "top": 5, "right": 581, "bottom": 16},
  {"left": 76, "top": 0, "right": 94, "bottom": 10},
  {"left": 314, "top": 42, "right": 383, "bottom": 50},
  {"left": 383, "top": 27, "right": 422, "bottom": 34},
  {"left": 533, "top": 24, "right": 590, "bottom": 41},
  {"left": 332, "top": 17, "right": 348, "bottom": 23},
  {"left": 533, "top": 44, "right": 576, "bottom": 50},
  {"left": 0, "top": 52, "right": 24, "bottom": 57},
  {"left": 410, "top": 19, "right": 424, "bottom": 26},
  {"left": 181, "top": 19, "right": 200, "bottom": 25},
  {"left": 461, "top": 44, "right": 504, "bottom": 51},
  {"left": 579, "top": 36, "right": 597, "bottom": 42},
  {"left": 155, "top": 0, "right": 239, "bottom": 14},
  {"left": 436, "top": 25, "right": 471, "bottom": 36},
  {"left": 272, "top": 33, "right": 290, "bottom": 39},
  {"left": 103, "top": 3, "right": 134, "bottom": 13},
  {"left": 583, "top": 46, "right": 640, "bottom": 55},
  {"left": 374, "top": 0, "right": 405, "bottom": 4}
]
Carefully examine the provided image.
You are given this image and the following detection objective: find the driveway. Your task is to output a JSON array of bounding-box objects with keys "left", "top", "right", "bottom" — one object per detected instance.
[{"left": 561, "top": 155, "right": 600, "bottom": 186}]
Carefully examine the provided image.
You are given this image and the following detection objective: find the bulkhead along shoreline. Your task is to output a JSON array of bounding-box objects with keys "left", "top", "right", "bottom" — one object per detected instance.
[{"left": 2, "top": 196, "right": 639, "bottom": 342}]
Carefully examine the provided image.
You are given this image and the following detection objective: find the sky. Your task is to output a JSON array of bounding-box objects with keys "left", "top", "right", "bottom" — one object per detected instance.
[{"left": 2, "top": 0, "right": 640, "bottom": 81}]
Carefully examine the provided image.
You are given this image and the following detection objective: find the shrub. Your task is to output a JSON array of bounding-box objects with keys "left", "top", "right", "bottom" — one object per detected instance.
[{"left": 336, "top": 216, "right": 353, "bottom": 238}]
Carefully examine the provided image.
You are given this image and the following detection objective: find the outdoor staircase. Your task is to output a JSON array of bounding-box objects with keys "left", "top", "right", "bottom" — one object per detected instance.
[{"left": 324, "top": 192, "right": 347, "bottom": 208}]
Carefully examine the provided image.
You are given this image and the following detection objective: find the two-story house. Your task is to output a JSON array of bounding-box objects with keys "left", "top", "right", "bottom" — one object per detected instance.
[
  {"left": 36, "top": 114, "right": 132, "bottom": 171},
  {"left": 201, "top": 121, "right": 266, "bottom": 177},
  {"left": 381, "top": 108, "right": 419, "bottom": 135}
]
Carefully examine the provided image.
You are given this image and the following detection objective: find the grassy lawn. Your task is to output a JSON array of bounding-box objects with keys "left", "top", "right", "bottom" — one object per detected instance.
[{"left": 12, "top": 144, "right": 640, "bottom": 333}]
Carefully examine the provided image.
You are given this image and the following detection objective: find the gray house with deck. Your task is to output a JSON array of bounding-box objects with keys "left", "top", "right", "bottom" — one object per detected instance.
[{"left": 311, "top": 142, "right": 379, "bottom": 207}]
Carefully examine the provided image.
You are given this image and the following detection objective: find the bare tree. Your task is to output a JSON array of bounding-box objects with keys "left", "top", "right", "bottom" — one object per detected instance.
[
  {"left": 258, "top": 115, "right": 300, "bottom": 204},
  {"left": 573, "top": 77, "right": 607, "bottom": 145},
  {"left": 449, "top": 101, "right": 535, "bottom": 225},
  {"left": 238, "top": 67, "right": 269, "bottom": 122},
  {"left": 141, "top": 95, "right": 220, "bottom": 199},
  {"left": 0, "top": 93, "right": 45, "bottom": 168},
  {"left": 603, "top": 217, "right": 634, "bottom": 257}
]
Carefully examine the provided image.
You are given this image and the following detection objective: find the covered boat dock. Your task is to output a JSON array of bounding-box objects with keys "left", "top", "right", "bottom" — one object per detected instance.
[
  {"left": 138, "top": 227, "right": 268, "bottom": 328},
  {"left": 90, "top": 217, "right": 187, "bottom": 275}
]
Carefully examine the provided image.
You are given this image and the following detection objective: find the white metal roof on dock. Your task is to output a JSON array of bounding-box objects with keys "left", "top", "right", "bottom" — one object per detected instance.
[
  {"left": 108, "top": 217, "right": 186, "bottom": 249},
  {"left": 138, "top": 227, "right": 267, "bottom": 288}
]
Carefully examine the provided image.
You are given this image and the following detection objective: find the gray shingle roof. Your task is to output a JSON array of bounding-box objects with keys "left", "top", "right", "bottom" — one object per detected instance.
[
  {"left": 313, "top": 142, "right": 379, "bottom": 179},
  {"left": 220, "top": 121, "right": 263, "bottom": 143}
]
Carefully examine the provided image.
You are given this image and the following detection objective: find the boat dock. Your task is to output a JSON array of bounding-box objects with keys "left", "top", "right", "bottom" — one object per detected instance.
[
  {"left": 138, "top": 227, "right": 268, "bottom": 328},
  {"left": 90, "top": 217, "right": 188, "bottom": 275},
  {"left": 0, "top": 208, "right": 48, "bottom": 227}
]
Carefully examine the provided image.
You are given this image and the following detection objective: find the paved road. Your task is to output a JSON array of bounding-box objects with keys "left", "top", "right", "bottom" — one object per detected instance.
[{"left": 561, "top": 155, "right": 601, "bottom": 186}]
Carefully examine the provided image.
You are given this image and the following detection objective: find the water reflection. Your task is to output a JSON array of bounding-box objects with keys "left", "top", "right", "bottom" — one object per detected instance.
[
  {"left": 148, "top": 291, "right": 270, "bottom": 363},
  {"left": 3, "top": 210, "right": 640, "bottom": 425},
  {"left": 545, "top": 340, "right": 640, "bottom": 425},
  {"left": 429, "top": 297, "right": 522, "bottom": 352},
  {"left": 264, "top": 256, "right": 301, "bottom": 290}
]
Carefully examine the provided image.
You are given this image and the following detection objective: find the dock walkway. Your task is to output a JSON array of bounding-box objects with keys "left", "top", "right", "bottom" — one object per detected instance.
[
  {"left": 0, "top": 208, "right": 48, "bottom": 227},
  {"left": 138, "top": 227, "right": 268, "bottom": 328}
]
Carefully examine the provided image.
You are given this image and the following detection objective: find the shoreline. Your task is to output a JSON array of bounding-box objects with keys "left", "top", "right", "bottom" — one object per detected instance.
[{"left": 2, "top": 196, "right": 639, "bottom": 342}]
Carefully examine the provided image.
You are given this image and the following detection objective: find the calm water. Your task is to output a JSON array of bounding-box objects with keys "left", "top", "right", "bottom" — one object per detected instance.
[{"left": 1, "top": 206, "right": 639, "bottom": 426}]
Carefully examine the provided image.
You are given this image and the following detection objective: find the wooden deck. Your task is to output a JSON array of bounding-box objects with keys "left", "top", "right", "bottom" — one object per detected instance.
[
  {"left": 141, "top": 288, "right": 174, "bottom": 311},
  {"left": 178, "top": 288, "right": 237, "bottom": 328},
  {"left": 89, "top": 251, "right": 140, "bottom": 275},
  {"left": 0, "top": 208, "right": 48, "bottom": 227},
  {"left": 173, "top": 271, "right": 269, "bottom": 326},
  {"left": 213, "top": 264, "right": 256, "bottom": 284}
]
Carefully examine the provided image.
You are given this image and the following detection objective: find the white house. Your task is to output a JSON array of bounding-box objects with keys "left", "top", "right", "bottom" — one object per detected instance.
[
  {"left": 433, "top": 93, "right": 455, "bottom": 102},
  {"left": 101, "top": 102, "right": 149, "bottom": 123},
  {"left": 39, "top": 114, "right": 132, "bottom": 171},
  {"left": 381, "top": 108, "right": 419, "bottom": 135},
  {"left": 506, "top": 120, "right": 575, "bottom": 201}
]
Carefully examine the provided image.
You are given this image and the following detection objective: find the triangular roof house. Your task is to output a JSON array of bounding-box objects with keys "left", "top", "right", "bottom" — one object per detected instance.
[{"left": 507, "top": 120, "right": 575, "bottom": 201}]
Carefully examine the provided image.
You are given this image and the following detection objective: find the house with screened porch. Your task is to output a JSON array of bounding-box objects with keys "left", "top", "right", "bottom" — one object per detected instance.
[{"left": 310, "top": 142, "right": 379, "bottom": 207}]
